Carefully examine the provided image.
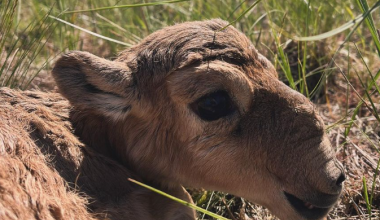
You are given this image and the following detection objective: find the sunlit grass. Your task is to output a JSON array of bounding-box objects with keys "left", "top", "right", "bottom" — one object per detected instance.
[{"left": 0, "top": 0, "right": 55, "bottom": 89}]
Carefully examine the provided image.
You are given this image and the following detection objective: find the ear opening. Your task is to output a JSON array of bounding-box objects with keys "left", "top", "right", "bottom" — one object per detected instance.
[{"left": 52, "top": 51, "right": 135, "bottom": 120}]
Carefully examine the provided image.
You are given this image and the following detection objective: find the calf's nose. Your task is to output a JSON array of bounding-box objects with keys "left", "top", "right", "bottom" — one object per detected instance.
[
  {"left": 328, "top": 160, "right": 345, "bottom": 193},
  {"left": 335, "top": 172, "right": 346, "bottom": 187}
]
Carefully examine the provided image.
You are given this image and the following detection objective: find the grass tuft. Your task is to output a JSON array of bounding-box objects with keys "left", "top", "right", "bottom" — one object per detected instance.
[{"left": 0, "top": 0, "right": 55, "bottom": 89}]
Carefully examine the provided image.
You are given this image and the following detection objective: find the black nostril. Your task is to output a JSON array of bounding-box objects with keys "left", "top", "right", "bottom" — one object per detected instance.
[{"left": 336, "top": 172, "right": 346, "bottom": 186}]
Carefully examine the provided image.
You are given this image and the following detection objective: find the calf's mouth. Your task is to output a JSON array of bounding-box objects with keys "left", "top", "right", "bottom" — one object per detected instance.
[{"left": 284, "top": 191, "right": 339, "bottom": 220}]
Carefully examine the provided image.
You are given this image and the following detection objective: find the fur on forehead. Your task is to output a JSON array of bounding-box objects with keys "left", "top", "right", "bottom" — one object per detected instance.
[{"left": 116, "top": 19, "right": 262, "bottom": 90}]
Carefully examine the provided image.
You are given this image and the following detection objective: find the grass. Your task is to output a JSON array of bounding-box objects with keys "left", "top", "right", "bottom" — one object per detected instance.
[
  {"left": 1, "top": 0, "right": 380, "bottom": 219},
  {"left": 129, "top": 178, "right": 230, "bottom": 220},
  {"left": 0, "top": 1, "right": 55, "bottom": 89}
]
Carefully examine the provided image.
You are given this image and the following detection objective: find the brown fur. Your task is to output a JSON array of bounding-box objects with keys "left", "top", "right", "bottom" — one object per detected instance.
[
  {"left": 0, "top": 89, "right": 194, "bottom": 220},
  {"left": 1, "top": 19, "right": 344, "bottom": 220}
]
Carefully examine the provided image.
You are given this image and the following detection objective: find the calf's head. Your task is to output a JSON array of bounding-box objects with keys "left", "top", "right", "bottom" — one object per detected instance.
[{"left": 52, "top": 19, "right": 345, "bottom": 220}]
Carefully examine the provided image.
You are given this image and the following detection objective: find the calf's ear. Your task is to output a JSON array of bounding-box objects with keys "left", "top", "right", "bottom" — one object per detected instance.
[{"left": 52, "top": 51, "right": 135, "bottom": 120}]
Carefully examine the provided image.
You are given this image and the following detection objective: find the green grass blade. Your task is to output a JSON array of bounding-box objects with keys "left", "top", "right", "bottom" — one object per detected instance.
[
  {"left": 293, "top": 67, "right": 335, "bottom": 85},
  {"left": 294, "top": 1, "right": 380, "bottom": 41},
  {"left": 248, "top": 10, "right": 283, "bottom": 33},
  {"left": 301, "top": 0, "right": 311, "bottom": 96},
  {"left": 344, "top": 90, "right": 378, "bottom": 136},
  {"left": 201, "top": 191, "right": 215, "bottom": 220},
  {"left": 356, "top": 0, "right": 380, "bottom": 56},
  {"left": 225, "top": 0, "right": 246, "bottom": 21},
  {"left": 354, "top": 69, "right": 380, "bottom": 122},
  {"left": 354, "top": 43, "right": 380, "bottom": 94},
  {"left": 128, "top": 178, "right": 230, "bottom": 220},
  {"left": 344, "top": 44, "right": 380, "bottom": 137},
  {"left": 48, "top": 15, "right": 132, "bottom": 46},
  {"left": 333, "top": 58, "right": 380, "bottom": 124},
  {"left": 219, "top": 0, "right": 262, "bottom": 31},
  {"left": 63, "top": 0, "right": 189, "bottom": 14},
  {"left": 362, "top": 177, "right": 372, "bottom": 219},
  {"left": 0, "top": 1, "right": 17, "bottom": 72}
]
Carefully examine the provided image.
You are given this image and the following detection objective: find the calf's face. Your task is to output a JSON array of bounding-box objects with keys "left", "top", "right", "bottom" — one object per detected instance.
[{"left": 52, "top": 19, "right": 345, "bottom": 220}]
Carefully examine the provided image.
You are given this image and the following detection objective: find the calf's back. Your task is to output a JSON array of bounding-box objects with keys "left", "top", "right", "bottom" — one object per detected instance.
[{"left": 0, "top": 88, "right": 194, "bottom": 220}]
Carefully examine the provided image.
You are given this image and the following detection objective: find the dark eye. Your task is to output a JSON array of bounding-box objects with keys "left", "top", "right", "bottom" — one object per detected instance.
[{"left": 190, "top": 91, "right": 236, "bottom": 121}]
